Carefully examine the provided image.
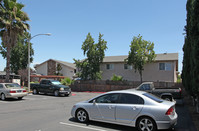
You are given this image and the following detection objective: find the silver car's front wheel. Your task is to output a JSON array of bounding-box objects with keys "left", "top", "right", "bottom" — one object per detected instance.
[
  {"left": 1, "top": 93, "right": 6, "bottom": 101},
  {"left": 137, "top": 117, "right": 157, "bottom": 131},
  {"left": 76, "top": 109, "right": 89, "bottom": 123}
]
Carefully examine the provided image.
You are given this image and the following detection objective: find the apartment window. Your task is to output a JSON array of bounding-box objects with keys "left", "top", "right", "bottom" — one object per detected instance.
[
  {"left": 106, "top": 64, "right": 114, "bottom": 70},
  {"left": 124, "top": 64, "right": 132, "bottom": 70},
  {"left": 159, "top": 63, "right": 171, "bottom": 71}
]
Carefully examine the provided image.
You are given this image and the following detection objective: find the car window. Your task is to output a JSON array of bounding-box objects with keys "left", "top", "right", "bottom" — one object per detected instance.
[
  {"left": 41, "top": 80, "right": 48, "bottom": 84},
  {"left": 140, "top": 84, "right": 150, "bottom": 90},
  {"left": 0, "top": 84, "right": 3, "bottom": 88},
  {"left": 95, "top": 93, "right": 119, "bottom": 103},
  {"left": 5, "top": 83, "right": 21, "bottom": 88},
  {"left": 144, "top": 84, "right": 151, "bottom": 90},
  {"left": 143, "top": 93, "right": 163, "bottom": 103},
  {"left": 119, "top": 93, "right": 144, "bottom": 104},
  {"left": 51, "top": 81, "right": 61, "bottom": 85}
]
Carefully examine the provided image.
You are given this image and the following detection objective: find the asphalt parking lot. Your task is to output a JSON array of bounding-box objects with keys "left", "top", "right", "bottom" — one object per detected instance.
[{"left": 0, "top": 92, "right": 197, "bottom": 131}]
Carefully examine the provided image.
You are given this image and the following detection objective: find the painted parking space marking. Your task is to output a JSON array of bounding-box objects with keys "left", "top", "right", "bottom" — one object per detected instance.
[{"left": 59, "top": 122, "right": 107, "bottom": 131}]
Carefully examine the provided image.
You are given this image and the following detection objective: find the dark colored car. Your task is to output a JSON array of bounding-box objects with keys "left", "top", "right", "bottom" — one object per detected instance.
[
  {"left": 31, "top": 79, "right": 71, "bottom": 96},
  {"left": 136, "top": 82, "right": 182, "bottom": 101}
]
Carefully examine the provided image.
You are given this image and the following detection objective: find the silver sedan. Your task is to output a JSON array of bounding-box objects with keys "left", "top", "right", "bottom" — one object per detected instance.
[
  {"left": 0, "top": 83, "right": 27, "bottom": 101},
  {"left": 71, "top": 90, "right": 177, "bottom": 131}
]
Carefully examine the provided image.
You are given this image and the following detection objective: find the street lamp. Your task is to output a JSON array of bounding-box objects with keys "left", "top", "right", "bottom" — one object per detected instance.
[{"left": 27, "top": 33, "right": 51, "bottom": 93}]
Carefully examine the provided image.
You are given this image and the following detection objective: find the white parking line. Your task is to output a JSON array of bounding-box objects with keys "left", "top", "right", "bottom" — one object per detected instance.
[{"left": 59, "top": 122, "right": 107, "bottom": 131}]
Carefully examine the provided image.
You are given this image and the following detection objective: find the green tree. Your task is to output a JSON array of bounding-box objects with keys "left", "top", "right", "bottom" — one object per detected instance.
[
  {"left": 74, "top": 33, "right": 107, "bottom": 80},
  {"left": 0, "top": 32, "right": 34, "bottom": 74},
  {"left": 182, "top": 0, "right": 199, "bottom": 113},
  {"left": 111, "top": 74, "right": 123, "bottom": 81},
  {"left": 126, "top": 35, "right": 156, "bottom": 83},
  {"left": 0, "top": 0, "right": 30, "bottom": 82}
]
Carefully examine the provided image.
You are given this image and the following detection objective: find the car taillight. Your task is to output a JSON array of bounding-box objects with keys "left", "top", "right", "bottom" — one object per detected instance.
[
  {"left": 179, "top": 88, "right": 182, "bottom": 94},
  {"left": 10, "top": 90, "right": 16, "bottom": 93},
  {"left": 23, "top": 90, "right": 27, "bottom": 92},
  {"left": 166, "top": 107, "right": 174, "bottom": 115}
]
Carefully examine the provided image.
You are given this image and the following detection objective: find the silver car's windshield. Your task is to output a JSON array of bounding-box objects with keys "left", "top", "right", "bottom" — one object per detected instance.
[
  {"left": 143, "top": 93, "right": 163, "bottom": 103},
  {"left": 51, "top": 81, "right": 62, "bottom": 85},
  {"left": 5, "top": 83, "right": 21, "bottom": 88}
]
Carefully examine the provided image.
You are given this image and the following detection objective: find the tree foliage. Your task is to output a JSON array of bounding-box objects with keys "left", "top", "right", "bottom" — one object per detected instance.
[
  {"left": 182, "top": 0, "right": 199, "bottom": 96},
  {"left": 0, "top": 0, "right": 30, "bottom": 82},
  {"left": 61, "top": 77, "right": 73, "bottom": 86},
  {"left": 0, "top": 32, "right": 34, "bottom": 74},
  {"left": 74, "top": 33, "right": 107, "bottom": 80},
  {"left": 111, "top": 74, "right": 123, "bottom": 81},
  {"left": 126, "top": 35, "right": 156, "bottom": 82}
]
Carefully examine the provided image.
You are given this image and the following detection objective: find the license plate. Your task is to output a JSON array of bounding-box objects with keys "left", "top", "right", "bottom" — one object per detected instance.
[{"left": 17, "top": 90, "right": 22, "bottom": 93}]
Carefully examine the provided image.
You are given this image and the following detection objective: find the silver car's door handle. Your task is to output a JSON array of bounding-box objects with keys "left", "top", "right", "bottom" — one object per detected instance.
[
  {"left": 108, "top": 105, "right": 115, "bottom": 109},
  {"left": 132, "top": 106, "right": 137, "bottom": 110}
]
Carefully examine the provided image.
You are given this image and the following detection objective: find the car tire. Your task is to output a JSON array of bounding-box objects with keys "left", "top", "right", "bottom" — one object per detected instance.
[
  {"left": 136, "top": 117, "right": 157, "bottom": 131},
  {"left": 75, "top": 109, "right": 89, "bottom": 123},
  {"left": 33, "top": 89, "right": 38, "bottom": 95},
  {"left": 1, "top": 93, "right": 6, "bottom": 101},
  {"left": 54, "top": 90, "right": 59, "bottom": 97},
  {"left": 18, "top": 97, "right": 23, "bottom": 100}
]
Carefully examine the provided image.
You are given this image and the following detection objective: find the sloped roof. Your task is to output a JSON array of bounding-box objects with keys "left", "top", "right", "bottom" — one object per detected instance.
[
  {"left": 52, "top": 59, "right": 76, "bottom": 69},
  {"left": 35, "top": 59, "right": 76, "bottom": 69},
  {"left": 102, "top": 53, "right": 178, "bottom": 63}
]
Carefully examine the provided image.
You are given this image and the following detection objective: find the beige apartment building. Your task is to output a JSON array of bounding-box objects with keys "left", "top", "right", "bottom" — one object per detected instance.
[
  {"left": 100, "top": 53, "right": 178, "bottom": 82},
  {"left": 34, "top": 59, "right": 76, "bottom": 79}
]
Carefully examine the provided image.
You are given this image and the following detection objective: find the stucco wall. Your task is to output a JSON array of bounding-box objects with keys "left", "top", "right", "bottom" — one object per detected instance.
[
  {"left": 101, "top": 61, "right": 176, "bottom": 82},
  {"left": 36, "top": 62, "right": 48, "bottom": 75},
  {"left": 59, "top": 64, "right": 75, "bottom": 79}
]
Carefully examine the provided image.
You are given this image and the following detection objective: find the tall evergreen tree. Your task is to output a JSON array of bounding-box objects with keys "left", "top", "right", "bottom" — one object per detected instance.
[{"left": 182, "top": 0, "right": 199, "bottom": 112}]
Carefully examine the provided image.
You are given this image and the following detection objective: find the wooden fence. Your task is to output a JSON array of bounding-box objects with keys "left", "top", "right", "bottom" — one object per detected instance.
[{"left": 70, "top": 80, "right": 182, "bottom": 92}]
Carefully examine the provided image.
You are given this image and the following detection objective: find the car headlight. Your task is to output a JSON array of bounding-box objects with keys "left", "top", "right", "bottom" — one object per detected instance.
[{"left": 60, "top": 88, "right": 64, "bottom": 91}]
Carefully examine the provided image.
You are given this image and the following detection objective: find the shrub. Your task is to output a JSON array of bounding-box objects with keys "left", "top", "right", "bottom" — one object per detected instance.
[
  {"left": 61, "top": 78, "right": 74, "bottom": 86},
  {"left": 111, "top": 74, "right": 123, "bottom": 81}
]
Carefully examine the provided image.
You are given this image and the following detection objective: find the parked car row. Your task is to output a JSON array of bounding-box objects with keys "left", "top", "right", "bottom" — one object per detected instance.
[
  {"left": 0, "top": 81, "right": 178, "bottom": 131},
  {"left": 0, "top": 79, "right": 71, "bottom": 101}
]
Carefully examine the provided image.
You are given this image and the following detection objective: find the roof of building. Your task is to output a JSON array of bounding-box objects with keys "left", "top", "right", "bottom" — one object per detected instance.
[
  {"left": 0, "top": 71, "right": 17, "bottom": 76},
  {"left": 102, "top": 53, "right": 178, "bottom": 63},
  {"left": 52, "top": 59, "right": 76, "bottom": 69},
  {"left": 34, "top": 59, "right": 76, "bottom": 69}
]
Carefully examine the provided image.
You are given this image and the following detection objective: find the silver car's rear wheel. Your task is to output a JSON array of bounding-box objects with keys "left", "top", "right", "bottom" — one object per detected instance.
[
  {"left": 76, "top": 109, "right": 89, "bottom": 123},
  {"left": 137, "top": 117, "right": 157, "bottom": 131},
  {"left": 1, "top": 93, "right": 6, "bottom": 101}
]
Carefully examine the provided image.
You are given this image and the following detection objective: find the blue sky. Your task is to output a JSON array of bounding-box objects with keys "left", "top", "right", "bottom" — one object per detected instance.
[{"left": 0, "top": 0, "right": 187, "bottom": 72}]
